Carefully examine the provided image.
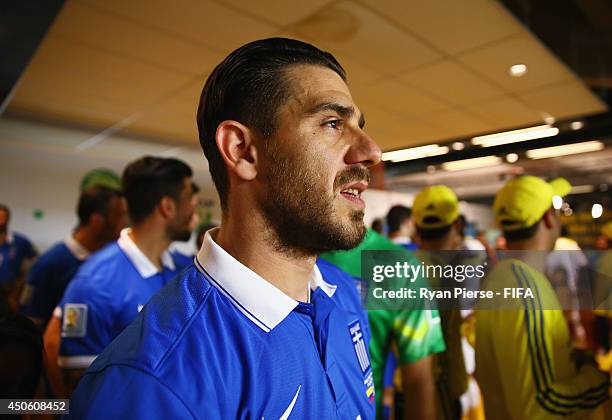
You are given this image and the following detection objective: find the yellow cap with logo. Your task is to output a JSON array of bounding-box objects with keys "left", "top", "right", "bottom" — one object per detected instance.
[
  {"left": 493, "top": 176, "right": 571, "bottom": 231},
  {"left": 602, "top": 221, "right": 612, "bottom": 240},
  {"left": 413, "top": 185, "right": 460, "bottom": 229}
]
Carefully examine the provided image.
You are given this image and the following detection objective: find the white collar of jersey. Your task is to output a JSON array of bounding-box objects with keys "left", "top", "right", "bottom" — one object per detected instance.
[
  {"left": 5, "top": 232, "right": 14, "bottom": 244},
  {"left": 117, "top": 228, "right": 175, "bottom": 278},
  {"left": 391, "top": 236, "right": 412, "bottom": 245},
  {"left": 64, "top": 235, "right": 90, "bottom": 261},
  {"left": 195, "top": 228, "right": 337, "bottom": 333}
]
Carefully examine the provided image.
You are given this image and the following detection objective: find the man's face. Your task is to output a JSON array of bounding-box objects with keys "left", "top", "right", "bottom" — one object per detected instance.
[
  {"left": 100, "top": 196, "right": 128, "bottom": 242},
  {"left": 257, "top": 65, "right": 381, "bottom": 256},
  {"left": 167, "top": 178, "right": 196, "bottom": 242}
]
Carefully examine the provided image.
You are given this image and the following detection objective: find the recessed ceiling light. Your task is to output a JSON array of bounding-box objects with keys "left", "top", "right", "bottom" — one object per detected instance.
[
  {"left": 508, "top": 64, "right": 528, "bottom": 77},
  {"left": 451, "top": 142, "right": 465, "bottom": 151},
  {"left": 592, "top": 203, "right": 603, "bottom": 219},
  {"left": 570, "top": 121, "right": 584, "bottom": 130},
  {"left": 505, "top": 153, "right": 519, "bottom": 163}
]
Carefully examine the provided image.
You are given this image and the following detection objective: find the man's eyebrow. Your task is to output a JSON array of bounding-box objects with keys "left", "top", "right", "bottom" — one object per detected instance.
[{"left": 308, "top": 102, "right": 366, "bottom": 128}]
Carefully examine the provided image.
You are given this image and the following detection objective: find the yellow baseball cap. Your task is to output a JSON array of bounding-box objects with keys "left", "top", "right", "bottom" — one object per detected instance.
[
  {"left": 602, "top": 221, "right": 612, "bottom": 240},
  {"left": 413, "top": 185, "right": 460, "bottom": 229},
  {"left": 493, "top": 176, "right": 571, "bottom": 231}
]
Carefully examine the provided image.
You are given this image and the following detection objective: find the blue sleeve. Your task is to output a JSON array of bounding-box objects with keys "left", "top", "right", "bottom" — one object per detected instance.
[
  {"left": 68, "top": 366, "right": 195, "bottom": 419},
  {"left": 58, "top": 276, "right": 115, "bottom": 367},
  {"left": 20, "top": 257, "right": 54, "bottom": 319},
  {"left": 16, "top": 234, "right": 37, "bottom": 259}
]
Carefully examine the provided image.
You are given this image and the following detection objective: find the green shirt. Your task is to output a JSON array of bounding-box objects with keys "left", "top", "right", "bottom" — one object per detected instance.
[{"left": 320, "top": 229, "right": 446, "bottom": 414}]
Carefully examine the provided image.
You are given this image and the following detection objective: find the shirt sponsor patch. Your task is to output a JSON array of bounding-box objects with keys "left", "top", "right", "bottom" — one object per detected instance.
[{"left": 61, "top": 303, "right": 88, "bottom": 337}]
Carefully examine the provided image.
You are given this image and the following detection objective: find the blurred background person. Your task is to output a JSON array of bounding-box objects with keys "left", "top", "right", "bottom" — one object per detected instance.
[
  {"left": 0, "top": 204, "right": 37, "bottom": 313},
  {"left": 19, "top": 186, "right": 127, "bottom": 330},
  {"left": 43, "top": 156, "right": 193, "bottom": 397},
  {"left": 0, "top": 312, "right": 44, "bottom": 404},
  {"left": 387, "top": 205, "right": 418, "bottom": 251},
  {"left": 412, "top": 185, "right": 468, "bottom": 420},
  {"left": 476, "top": 176, "right": 610, "bottom": 420}
]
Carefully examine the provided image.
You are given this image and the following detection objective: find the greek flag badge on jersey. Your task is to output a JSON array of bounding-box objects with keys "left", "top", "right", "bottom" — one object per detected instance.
[
  {"left": 349, "top": 320, "right": 371, "bottom": 373},
  {"left": 61, "top": 303, "right": 88, "bottom": 337},
  {"left": 349, "top": 320, "right": 375, "bottom": 403}
]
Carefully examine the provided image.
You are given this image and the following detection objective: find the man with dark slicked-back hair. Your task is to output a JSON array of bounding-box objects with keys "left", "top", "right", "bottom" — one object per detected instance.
[{"left": 68, "top": 38, "right": 382, "bottom": 419}]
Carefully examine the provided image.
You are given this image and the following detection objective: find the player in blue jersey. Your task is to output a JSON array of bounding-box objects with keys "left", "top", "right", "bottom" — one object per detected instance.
[
  {"left": 67, "top": 38, "right": 382, "bottom": 419},
  {"left": 43, "top": 156, "right": 195, "bottom": 396},
  {"left": 0, "top": 204, "right": 37, "bottom": 312},
  {"left": 20, "top": 186, "right": 127, "bottom": 329}
]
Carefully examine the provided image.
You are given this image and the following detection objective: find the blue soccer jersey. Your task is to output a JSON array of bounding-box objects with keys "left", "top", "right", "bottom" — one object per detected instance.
[
  {"left": 0, "top": 232, "right": 37, "bottom": 283},
  {"left": 169, "top": 249, "right": 194, "bottom": 272},
  {"left": 55, "top": 228, "right": 179, "bottom": 369},
  {"left": 68, "top": 230, "right": 375, "bottom": 419},
  {"left": 20, "top": 236, "right": 89, "bottom": 327}
]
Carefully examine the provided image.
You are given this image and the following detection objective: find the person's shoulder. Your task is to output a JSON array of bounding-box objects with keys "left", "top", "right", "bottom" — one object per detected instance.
[
  {"left": 77, "top": 242, "right": 123, "bottom": 276},
  {"left": 27, "top": 242, "right": 71, "bottom": 278},
  {"left": 64, "top": 243, "right": 123, "bottom": 294},
  {"left": 87, "top": 265, "right": 258, "bottom": 379},
  {"left": 12, "top": 232, "right": 35, "bottom": 252},
  {"left": 12, "top": 232, "right": 33, "bottom": 245}
]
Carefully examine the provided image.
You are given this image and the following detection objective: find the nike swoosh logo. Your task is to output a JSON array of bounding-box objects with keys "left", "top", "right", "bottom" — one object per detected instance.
[{"left": 279, "top": 385, "right": 301, "bottom": 420}]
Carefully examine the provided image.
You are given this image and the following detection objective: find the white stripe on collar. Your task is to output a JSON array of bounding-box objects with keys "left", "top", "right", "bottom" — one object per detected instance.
[
  {"left": 195, "top": 228, "right": 336, "bottom": 333},
  {"left": 117, "top": 228, "right": 175, "bottom": 278},
  {"left": 5, "top": 232, "right": 14, "bottom": 244},
  {"left": 63, "top": 235, "right": 90, "bottom": 261}
]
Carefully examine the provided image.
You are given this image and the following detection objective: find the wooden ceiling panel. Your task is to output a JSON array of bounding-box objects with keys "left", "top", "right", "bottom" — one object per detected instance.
[
  {"left": 397, "top": 59, "right": 505, "bottom": 106},
  {"left": 362, "top": 0, "right": 524, "bottom": 55},
  {"left": 518, "top": 80, "right": 608, "bottom": 120},
  {"left": 121, "top": 109, "right": 198, "bottom": 144},
  {"left": 218, "top": 0, "right": 333, "bottom": 26},
  {"left": 23, "top": 36, "right": 193, "bottom": 96},
  {"left": 290, "top": 0, "right": 441, "bottom": 74},
  {"left": 9, "top": 86, "right": 133, "bottom": 127},
  {"left": 457, "top": 34, "right": 576, "bottom": 93},
  {"left": 79, "top": 0, "right": 277, "bottom": 52},
  {"left": 351, "top": 79, "right": 448, "bottom": 118},
  {"left": 52, "top": 1, "right": 224, "bottom": 75},
  {"left": 466, "top": 96, "right": 544, "bottom": 129},
  {"left": 418, "top": 109, "right": 495, "bottom": 139}
]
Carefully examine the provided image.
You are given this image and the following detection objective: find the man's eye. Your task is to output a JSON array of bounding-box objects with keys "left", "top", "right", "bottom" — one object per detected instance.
[{"left": 325, "top": 120, "right": 343, "bottom": 129}]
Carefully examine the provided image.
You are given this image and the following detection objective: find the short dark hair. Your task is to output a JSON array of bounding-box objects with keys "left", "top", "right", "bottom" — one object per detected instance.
[
  {"left": 386, "top": 206, "right": 412, "bottom": 232},
  {"left": 503, "top": 218, "right": 542, "bottom": 242},
  {"left": 0, "top": 314, "right": 43, "bottom": 398},
  {"left": 122, "top": 156, "right": 192, "bottom": 225},
  {"left": 197, "top": 37, "right": 346, "bottom": 209},
  {"left": 77, "top": 186, "right": 123, "bottom": 227},
  {"left": 0, "top": 204, "right": 10, "bottom": 220},
  {"left": 417, "top": 223, "right": 452, "bottom": 241}
]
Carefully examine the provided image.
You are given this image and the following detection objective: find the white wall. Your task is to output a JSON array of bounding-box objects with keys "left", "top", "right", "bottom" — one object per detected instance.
[{"left": 0, "top": 118, "right": 222, "bottom": 252}]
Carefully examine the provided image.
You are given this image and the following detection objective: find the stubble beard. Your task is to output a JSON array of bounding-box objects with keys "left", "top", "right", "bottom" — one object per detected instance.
[{"left": 259, "top": 146, "right": 369, "bottom": 258}]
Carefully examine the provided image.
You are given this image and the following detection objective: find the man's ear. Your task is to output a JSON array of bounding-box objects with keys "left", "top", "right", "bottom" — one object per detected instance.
[
  {"left": 158, "top": 196, "right": 176, "bottom": 220},
  {"left": 89, "top": 213, "right": 105, "bottom": 229},
  {"left": 543, "top": 208, "right": 555, "bottom": 229},
  {"left": 216, "top": 120, "right": 258, "bottom": 181}
]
